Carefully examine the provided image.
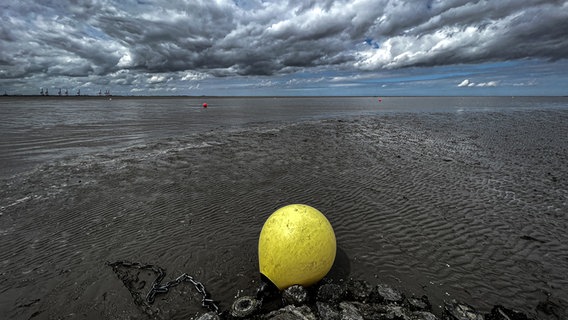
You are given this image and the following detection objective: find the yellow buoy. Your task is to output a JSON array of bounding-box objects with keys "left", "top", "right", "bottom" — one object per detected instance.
[{"left": 258, "top": 204, "right": 336, "bottom": 290}]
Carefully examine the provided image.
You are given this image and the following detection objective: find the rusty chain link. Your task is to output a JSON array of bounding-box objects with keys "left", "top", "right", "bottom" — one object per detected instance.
[{"left": 107, "top": 260, "right": 219, "bottom": 313}]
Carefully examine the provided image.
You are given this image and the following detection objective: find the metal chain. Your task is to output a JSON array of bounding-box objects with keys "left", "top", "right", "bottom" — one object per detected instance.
[{"left": 107, "top": 260, "right": 219, "bottom": 313}]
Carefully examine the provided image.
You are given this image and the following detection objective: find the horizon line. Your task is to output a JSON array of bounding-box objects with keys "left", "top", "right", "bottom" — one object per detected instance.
[{"left": 2, "top": 94, "right": 567, "bottom": 98}]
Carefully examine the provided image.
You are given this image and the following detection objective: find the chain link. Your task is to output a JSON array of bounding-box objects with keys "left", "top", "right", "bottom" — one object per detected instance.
[{"left": 107, "top": 260, "right": 219, "bottom": 313}]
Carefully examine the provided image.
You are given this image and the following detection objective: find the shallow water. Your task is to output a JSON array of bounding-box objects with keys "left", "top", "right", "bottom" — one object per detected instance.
[
  {"left": 2, "top": 96, "right": 566, "bottom": 179},
  {"left": 1, "top": 97, "right": 567, "bottom": 319}
]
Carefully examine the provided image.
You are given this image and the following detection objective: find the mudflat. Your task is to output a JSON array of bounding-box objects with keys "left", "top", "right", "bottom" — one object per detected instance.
[{"left": 1, "top": 107, "right": 567, "bottom": 319}]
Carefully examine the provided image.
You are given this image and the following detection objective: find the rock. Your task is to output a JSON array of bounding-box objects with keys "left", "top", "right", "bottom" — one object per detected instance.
[
  {"left": 263, "top": 305, "right": 317, "bottom": 320},
  {"left": 411, "top": 311, "right": 439, "bottom": 320},
  {"left": 344, "top": 280, "right": 373, "bottom": 302},
  {"left": 486, "top": 305, "right": 532, "bottom": 320},
  {"left": 383, "top": 305, "right": 413, "bottom": 320},
  {"left": 407, "top": 295, "right": 432, "bottom": 312},
  {"left": 348, "top": 301, "right": 388, "bottom": 319},
  {"left": 230, "top": 295, "right": 262, "bottom": 318},
  {"left": 195, "top": 311, "right": 220, "bottom": 320},
  {"left": 283, "top": 285, "right": 308, "bottom": 306},
  {"left": 339, "top": 301, "right": 364, "bottom": 320},
  {"left": 370, "top": 284, "right": 405, "bottom": 304},
  {"left": 317, "top": 283, "right": 344, "bottom": 304},
  {"left": 316, "top": 302, "right": 340, "bottom": 320},
  {"left": 443, "top": 300, "right": 484, "bottom": 320},
  {"left": 208, "top": 281, "right": 532, "bottom": 320}
]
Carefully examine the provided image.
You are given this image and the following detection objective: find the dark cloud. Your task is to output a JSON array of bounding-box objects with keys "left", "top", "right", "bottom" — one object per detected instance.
[
  {"left": 1, "top": 0, "right": 567, "bottom": 94},
  {"left": 356, "top": 0, "right": 568, "bottom": 69}
]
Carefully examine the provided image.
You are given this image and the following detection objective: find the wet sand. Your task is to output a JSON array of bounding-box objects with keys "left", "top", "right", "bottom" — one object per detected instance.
[{"left": 1, "top": 109, "right": 567, "bottom": 319}]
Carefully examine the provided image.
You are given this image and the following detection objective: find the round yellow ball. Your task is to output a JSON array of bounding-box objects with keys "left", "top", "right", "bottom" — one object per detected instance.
[{"left": 258, "top": 204, "right": 336, "bottom": 290}]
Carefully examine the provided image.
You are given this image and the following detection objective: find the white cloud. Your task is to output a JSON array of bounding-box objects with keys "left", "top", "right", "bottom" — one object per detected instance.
[
  {"left": 181, "top": 71, "right": 209, "bottom": 81},
  {"left": 476, "top": 81, "right": 498, "bottom": 87},
  {"left": 355, "top": 25, "right": 490, "bottom": 70},
  {"left": 512, "top": 80, "right": 537, "bottom": 87},
  {"left": 148, "top": 75, "right": 167, "bottom": 83},
  {"left": 458, "top": 79, "right": 499, "bottom": 87},
  {"left": 188, "top": 83, "right": 200, "bottom": 90},
  {"left": 117, "top": 52, "right": 133, "bottom": 68},
  {"left": 354, "top": 1, "right": 568, "bottom": 70}
]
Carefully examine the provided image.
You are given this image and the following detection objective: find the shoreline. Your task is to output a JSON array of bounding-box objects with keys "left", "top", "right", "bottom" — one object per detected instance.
[{"left": 2, "top": 95, "right": 567, "bottom": 99}]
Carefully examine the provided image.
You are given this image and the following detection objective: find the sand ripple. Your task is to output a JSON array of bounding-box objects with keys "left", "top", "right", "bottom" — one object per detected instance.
[{"left": 1, "top": 110, "right": 567, "bottom": 319}]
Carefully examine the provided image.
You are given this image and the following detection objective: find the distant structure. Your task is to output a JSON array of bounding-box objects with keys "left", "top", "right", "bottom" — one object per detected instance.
[
  {"left": 33, "top": 87, "right": 110, "bottom": 97},
  {"left": 37, "top": 87, "right": 73, "bottom": 97}
]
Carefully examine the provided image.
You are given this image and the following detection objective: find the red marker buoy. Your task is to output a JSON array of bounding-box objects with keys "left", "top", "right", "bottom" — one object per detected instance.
[
  {"left": 378, "top": 98, "right": 382, "bottom": 102},
  {"left": 202, "top": 102, "right": 208, "bottom": 108}
]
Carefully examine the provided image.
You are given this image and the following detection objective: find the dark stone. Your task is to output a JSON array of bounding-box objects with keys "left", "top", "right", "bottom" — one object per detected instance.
[
  {"left": 407, "top": 295, "right": 432, "bottom": 312},
  {"left": 486, "top": 305, "right": 532, "bottom": 320},
  {"left": 283, "top": 285, "right": 308, "bottom": 306},
  {"left": 230, "top": 296, "right": 262, "bottom": 318},
  {"left": 443, "top": 300, "right": 484, "bottom": 320},
  {"left": 412, "top": 311, "right": 439, "bottom": 320},
  {"left": 316, "top": 302, "right": 340, "bottom": 320},
  {"left": 317, "top": 283, "right": 344, "bottom": 303},
  {"left": 263, "top": 305, "right": 317, "bottom": 320},
  {"left": 195, "top": 311, "right": 220, "bottom": 320},
  {"left": 382, "top": 305, "right": 413, "bottom": 320},
  {"left": 339, "top": 301, "right": 364, "bottom": 320},
  {"left": 370, "top": 284, "right": 405, "bottom": 304},
  {"left": 345, "top": 280, "right": 374, "bottom": 302},
  {"left": 191, "top": 282, "right": 533, "bottom": 320},
  {"left": 349, "top": 301, "right": 388, "bottom": 319}
]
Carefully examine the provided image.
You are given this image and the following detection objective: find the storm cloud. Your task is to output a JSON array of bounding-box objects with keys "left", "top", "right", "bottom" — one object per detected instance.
[{"left": 1, "top": 0, "right": 567, "bottom": 94}]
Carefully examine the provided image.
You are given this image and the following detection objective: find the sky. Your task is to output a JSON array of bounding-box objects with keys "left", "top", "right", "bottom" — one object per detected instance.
[{"left": 1, "top": 0, "right": 567, "bottom": 96}]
